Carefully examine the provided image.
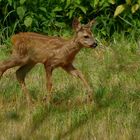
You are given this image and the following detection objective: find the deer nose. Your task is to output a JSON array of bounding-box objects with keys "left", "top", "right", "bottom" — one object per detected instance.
[{"left": 91, "top": 42, "right": 97, "bottom": 48}]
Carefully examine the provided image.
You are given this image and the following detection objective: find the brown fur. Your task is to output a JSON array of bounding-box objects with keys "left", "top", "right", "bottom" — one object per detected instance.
[{"left": 0, "top": 18, "right": 97, "bottom": 104}]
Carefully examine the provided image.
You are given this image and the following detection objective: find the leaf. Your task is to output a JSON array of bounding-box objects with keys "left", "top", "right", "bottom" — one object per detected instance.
[
  {"left": 109, "top": 0, "right": 115, "bottom": 4},
  {"left": 53, "top": 6, "right": 62, "bottom": 12},
  {"left": 125, "top": 0, "right": 131, "bottom": 5},
  {"left": 138, "top": 0, "right": 140, "bottom": 5},
  {"left": 131, "top": 4, "right": 139, "bottom": 13},
  {"left": 114, "top": 4, "right": 126, "bottom": 17},
  {"left": 24, "top": 17, "right": 32, "bottom": 27},
  {"left": 78, "top": 5, "right": 87, "bottom": 14},
  {"left": 17, "top": 6, "right": 25, "bottom": 19},
  {"left": 20, "top": 0, "right": 26, "bottom": 5},
  {"left": 55, "top": 21, "right": 66, "bottom": 28},
  {"left": 90, "top": 0, "right": 99, "bottom": 8},
  {"left": 68, "top": 9, "right": 75, "bottom": 18},
  {"left": 39, "top": 7, "right": 47, "bottom": 13},
  {"left": 8, "top": 0, "right": 12, "bottom": 6},
  {"left": 75, "top": 0, "right": 81, "bottom": 5},
  {"left": 65, "top": 0, "right": 71, "bottom": 9}
]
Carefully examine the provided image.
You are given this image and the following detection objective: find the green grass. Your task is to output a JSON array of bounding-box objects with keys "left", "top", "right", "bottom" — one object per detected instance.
[{"left": 0, "top": 37, "right": 140, "bottom": 140}]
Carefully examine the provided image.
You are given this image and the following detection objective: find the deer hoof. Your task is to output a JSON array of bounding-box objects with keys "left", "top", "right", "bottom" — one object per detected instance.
[
  {"left": 26, "top": 97, "right": 34, "bottom": 107},
  {"left": 83, "top": 94, "right": 94, "bottom": 104},
  {"left": 42, "top": 96, "right": 47, "bottom": 101},
  {"left": 42, "top": 96, "right": 51, "bottom": 105}
]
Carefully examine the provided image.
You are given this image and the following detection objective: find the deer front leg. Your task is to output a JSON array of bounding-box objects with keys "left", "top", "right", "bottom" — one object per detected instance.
[
  {"left": 62, "top": 64, "right": 93, "bottom": 103},
  {"left": 44, "top": 65, "right": 53, "bottom": 104}
]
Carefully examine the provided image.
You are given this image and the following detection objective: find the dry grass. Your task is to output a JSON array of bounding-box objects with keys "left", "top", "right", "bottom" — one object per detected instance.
[{"left": 0, "top": 37, "right": 140, "bottom": 140}]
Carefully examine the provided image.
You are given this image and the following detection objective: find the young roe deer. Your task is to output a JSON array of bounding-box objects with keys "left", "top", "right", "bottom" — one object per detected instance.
[{"left": 0, "top": 18, "right": 97, "bottom": 104}]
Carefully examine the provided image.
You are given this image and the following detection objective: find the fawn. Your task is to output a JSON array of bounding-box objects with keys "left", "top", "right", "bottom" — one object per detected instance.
[{"left": 0, "top": 18, "right": 97, "bottom": 104}]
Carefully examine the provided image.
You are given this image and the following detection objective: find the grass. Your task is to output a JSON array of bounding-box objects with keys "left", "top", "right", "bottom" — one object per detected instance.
[{"left": 0, "top": 36, "right": 140, "bottom": 140}]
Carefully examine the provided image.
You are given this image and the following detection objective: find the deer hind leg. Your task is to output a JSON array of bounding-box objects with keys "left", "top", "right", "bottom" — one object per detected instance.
[
  {"left": 43, "top": 64, "right": 53, "bottom": 104},
  {"left": 0, "top": 56, "right": 29, "bottom": 78},
  {"left": 16, "top": 63, "right": 35, "bottom": 105},
  {"left": 62, "top": 64, "right": 93, "bottom": 103}
]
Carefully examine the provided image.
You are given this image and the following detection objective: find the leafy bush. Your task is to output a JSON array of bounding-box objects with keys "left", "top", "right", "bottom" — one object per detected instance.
[{"left": 0, "top": 0, "right": 140, "bottom": 44}]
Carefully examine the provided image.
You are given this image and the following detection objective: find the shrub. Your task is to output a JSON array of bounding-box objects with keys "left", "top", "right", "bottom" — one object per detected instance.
[{"left": 0, "top": 0, "right": 140, "bottom": 44}]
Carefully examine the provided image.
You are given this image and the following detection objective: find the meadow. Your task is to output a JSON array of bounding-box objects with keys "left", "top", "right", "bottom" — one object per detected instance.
[{"left": 0, "top": 34, "right": 140, "bottom": 140}]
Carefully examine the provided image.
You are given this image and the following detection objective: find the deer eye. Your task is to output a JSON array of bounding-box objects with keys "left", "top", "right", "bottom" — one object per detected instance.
[{"left": 84, "top": 35, "right": 89, "bottom": 38}]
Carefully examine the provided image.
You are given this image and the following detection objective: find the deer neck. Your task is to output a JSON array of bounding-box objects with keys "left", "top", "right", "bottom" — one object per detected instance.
[{"left": 64, "top": 36, "right": 82, "bottom": 55}]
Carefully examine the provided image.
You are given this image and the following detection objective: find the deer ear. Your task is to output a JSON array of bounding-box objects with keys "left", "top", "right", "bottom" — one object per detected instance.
[
  {"left": 87, "top": 19, "right": 96, "bottom": 28},
  {"left": 72, "top": 18, "right": 81, "bottom": 31}
]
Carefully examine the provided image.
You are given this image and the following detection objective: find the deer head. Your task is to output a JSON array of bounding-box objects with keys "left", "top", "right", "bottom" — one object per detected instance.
[{"left": 72, "top": 18, "right": 97, "bottom": 48}]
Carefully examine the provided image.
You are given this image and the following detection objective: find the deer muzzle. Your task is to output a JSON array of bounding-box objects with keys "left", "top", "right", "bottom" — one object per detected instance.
[{"left": 90, "top": 42, "right": 97, "bottom": 48}]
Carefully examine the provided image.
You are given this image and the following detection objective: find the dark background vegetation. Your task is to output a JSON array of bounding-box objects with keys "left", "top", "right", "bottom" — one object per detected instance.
[{"left": 0, "top": 0, "right": 140, "bottom": 44}]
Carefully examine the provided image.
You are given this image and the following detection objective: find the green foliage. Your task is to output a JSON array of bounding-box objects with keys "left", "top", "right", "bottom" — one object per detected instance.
[
  {"left": 0, "top": 0, "right": 140, "bottom": 43},
  {"left": 114, "top": 0, "right": 140, "bottom": 16}
]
